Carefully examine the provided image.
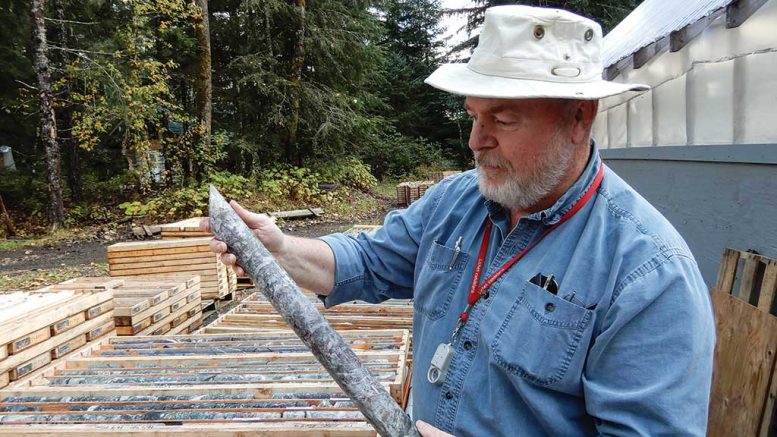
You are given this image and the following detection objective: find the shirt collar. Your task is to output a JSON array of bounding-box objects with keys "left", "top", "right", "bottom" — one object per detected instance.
[{"left": 484, "top": 141, "right": 602, "bottom": 226}]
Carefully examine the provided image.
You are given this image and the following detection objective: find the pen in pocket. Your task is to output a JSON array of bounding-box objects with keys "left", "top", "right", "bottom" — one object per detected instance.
[{"left": 449, "top": 236, "right": 463, "bottom": 270}]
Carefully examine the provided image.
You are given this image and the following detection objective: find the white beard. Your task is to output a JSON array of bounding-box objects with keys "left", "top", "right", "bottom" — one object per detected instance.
[{"left": 476, "top": 128, "right": 574, "bottom": 211}]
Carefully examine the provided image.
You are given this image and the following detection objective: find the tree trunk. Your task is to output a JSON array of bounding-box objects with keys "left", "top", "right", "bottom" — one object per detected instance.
[
  {"left": 31, "top": 0, "right": 65, "bottom": 230},
  {"left": 0, "top": 193, "right": 16, "bottom": 238},
  {"left": 286, "top": 0, "right": 305, "bottom": 165},
  {"left": 54, "top": 0, "right": 81, "bottom": 202},
  {"left": 194, "top": 0, "right": 212, "bottom": 174}
]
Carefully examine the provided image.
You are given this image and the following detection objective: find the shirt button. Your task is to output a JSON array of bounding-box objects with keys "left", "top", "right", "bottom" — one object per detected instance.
[
  {"left": 545, "top": 302, "right": 556, "bottom": 312},
  {"left": 445, "top": 391, "right": 453, "bottom": 399},
  {"left": 463, "top": 341, "right": 473, "bottom": 351}
]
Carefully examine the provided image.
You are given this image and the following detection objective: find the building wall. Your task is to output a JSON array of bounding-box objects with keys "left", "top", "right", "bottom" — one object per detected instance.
[
  {"left": 594, "top": 0, "right": 777, "bottom": 148},
  {"left": 602, "top": 145, "right": 777, "bottom": 287},
  {"left": 594, "top": 1, "right": 777, "bottom": 286}
]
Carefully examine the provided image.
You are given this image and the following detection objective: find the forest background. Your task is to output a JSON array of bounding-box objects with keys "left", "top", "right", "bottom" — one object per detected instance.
[{"left": 0, "top": 0, "right": 638, "bottom": 236}]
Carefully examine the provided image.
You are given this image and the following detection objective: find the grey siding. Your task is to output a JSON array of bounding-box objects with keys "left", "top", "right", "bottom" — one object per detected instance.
[{"left": 602, "top": 144, "right": 777, "bottom": 286}]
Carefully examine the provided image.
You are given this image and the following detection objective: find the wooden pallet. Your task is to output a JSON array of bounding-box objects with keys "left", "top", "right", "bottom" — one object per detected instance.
[
  {"left": 395, "top": 180, "right": 434, "bottom": 206},
  {"left": 0, "top": 288, "right": 115, "bottom": 388},
  {"left": 709, "top": 248, "right": 777, "bottom": 437},
  {"left": 107, "top": 238, "right": 230, "bottom": 300},
  {"left": 0, "top": 330, "right": 410, "bottom": 435},
  {"left": 202, "top": 292, "right": 413, "bottom": 334}
]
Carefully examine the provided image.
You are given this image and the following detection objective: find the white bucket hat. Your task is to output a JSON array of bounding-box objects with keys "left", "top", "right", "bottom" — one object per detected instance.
[{"left": 426, "top": 5, "right": 649, "bottom": 100}]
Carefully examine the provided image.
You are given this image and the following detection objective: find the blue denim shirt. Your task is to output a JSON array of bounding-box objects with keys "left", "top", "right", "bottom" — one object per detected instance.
[{"left": 320, "top": 147, "right": 715, "bottom": 436}]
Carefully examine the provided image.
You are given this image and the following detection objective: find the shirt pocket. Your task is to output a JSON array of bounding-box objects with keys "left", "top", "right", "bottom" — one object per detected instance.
[
  {"left": 414, "top": 241, "right": 469, "bottom": 321},
  {"left": 489, "top": 281, "right": 594, "bottom": 387}
]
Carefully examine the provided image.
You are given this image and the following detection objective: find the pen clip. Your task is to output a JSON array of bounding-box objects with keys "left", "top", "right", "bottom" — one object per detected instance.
[{"left": 449, "top": 236, "right": 463, "bottom": 270}]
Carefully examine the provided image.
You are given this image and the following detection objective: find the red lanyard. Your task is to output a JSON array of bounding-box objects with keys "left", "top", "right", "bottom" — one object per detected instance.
[{"left": 451, "top": 163, "right": 604, "bottom": 339}]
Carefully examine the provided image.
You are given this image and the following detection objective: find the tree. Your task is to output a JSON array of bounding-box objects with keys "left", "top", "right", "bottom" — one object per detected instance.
[
  {"left": 53, "top": 0, "right": 82, "bottom": 202},
  {"left": 31, "top": 0, "right": 65, "bottom": 229},
  {"left": 194, "top": 0, "right": 213, "bottom": 153}
]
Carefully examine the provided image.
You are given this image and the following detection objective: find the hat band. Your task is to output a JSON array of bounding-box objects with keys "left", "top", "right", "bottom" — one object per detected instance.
[{"left": 467, "top": 52, "right": 603, "bottom": 83}]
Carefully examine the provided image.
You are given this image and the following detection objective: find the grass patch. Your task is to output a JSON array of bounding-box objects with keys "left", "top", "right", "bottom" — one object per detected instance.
[
  {"left": 0, "top": 262, "right": 109, "bottom": 291},
  {"left": 373, "top": 179, "right": 400, "bottom": 199},
  {"left": 0, "top": 239, "right": 39, "bottom": 251}
]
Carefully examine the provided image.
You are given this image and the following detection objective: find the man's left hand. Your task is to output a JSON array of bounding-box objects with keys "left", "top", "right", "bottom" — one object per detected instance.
[{"left": 416, "top": 420, "right": 456, "bottom": 437}]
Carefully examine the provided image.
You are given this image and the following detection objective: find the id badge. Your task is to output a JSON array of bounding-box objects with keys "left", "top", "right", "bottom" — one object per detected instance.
[{"left": 427, "top": 343, "right": 454, "bottom": 385}]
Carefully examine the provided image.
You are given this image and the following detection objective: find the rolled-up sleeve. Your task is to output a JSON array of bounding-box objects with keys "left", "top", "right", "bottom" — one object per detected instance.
[{"left": 584, "top": 253, "right": 716, "bottom": 436}]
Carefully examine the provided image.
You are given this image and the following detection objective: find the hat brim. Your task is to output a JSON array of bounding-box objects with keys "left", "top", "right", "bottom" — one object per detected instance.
[{"left": 425, "top": 63, "right": 649, "bottom": 100}]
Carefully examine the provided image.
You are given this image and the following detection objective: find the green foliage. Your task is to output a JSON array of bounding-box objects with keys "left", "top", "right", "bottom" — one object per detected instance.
[
  {"left": 316, "top": 157, "right": 377, "bottom": 192},
  {"left": 117, "top": 170, "right": 253, "bottom": 220},
  {"left": 359, "top": 129, "right": 446, "bottom": 179},
  {"left": 64, "top": 205, "right": 116, "bottom": 226},
  {"left": 257, "top": 166, "right": 329, "bottom": 205}
]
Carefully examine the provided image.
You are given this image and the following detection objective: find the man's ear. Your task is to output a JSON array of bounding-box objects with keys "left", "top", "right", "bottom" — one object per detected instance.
[{"left": 570, "top": 100, "right": 598, "bottom": 145}]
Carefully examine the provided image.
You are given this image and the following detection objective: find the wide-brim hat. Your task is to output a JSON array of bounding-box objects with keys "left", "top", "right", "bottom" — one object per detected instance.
[{"left": 426, "top": 5, "right": 649, "bottom": 100}]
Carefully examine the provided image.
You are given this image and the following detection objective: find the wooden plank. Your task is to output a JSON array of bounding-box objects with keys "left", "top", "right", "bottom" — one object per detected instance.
[
  {"left": 107, "top": 237, "right": 214, "bottom": 253},
  {"left": 51, "top": 334, "right": 87, "bottom": 359},
  {"left": 51, "top": 312, "right": 86, "bottom": 335},
  {"left": 86, "top": 301, "right": 114, "bottom": 320},
  {"left": 108, "top": 257, "right": 218, "bottom": 270},
  {"left": 739, "top": 254, "right": 760, "bottom": 304},
  {"left": 106, "top": 245, "right": 212, "bottom": 259},
  {"left": 0, "top": 423, "right": 376, "bottom": 435},
  {"left": 268, "top": 208, "right": 324, "bottom": 219},
  {"left": 716, "top": 248, "right": 741, "bottom": 295},
  {"left": 113, "top": 298, "right": 150, "bottom": 317},
  {"left": 0, "top": 312, "right": 114, "bottom": 374},
  {"left": 708, "top": 291, "right": 777, "bottom": 436},
  {"left": 726, "top": 0, "right": 769, "bottom": 28},
  {"left": 670, "top": 7, "right": 726, "bottom": 52},
  {"left": 632, "top": 36, "right": 669, "bottom": 69},
  {"left": 109, "top": 265, "right": 218, "bottom": 276},
  {"left": 758, "top": 260, "right": 777, "bottom": 314},
  {"left": 8, "top": 327, "right": 51, "bottom": 354},
  {"left": 135, "top": 299, "right": 201, "bottom": 336},
  {"left": 86, "top": 320, "right": 115, "bottom": 342},
  {"left": 758, "top": 352, "right": 777, "bottom": 436},
  {"left": 9, "top": 351, "right": 51, "bottom": 380},
  {"left": 0, "top": 290, "right": 113, "bottom": 346},
  {"left": 0, "top": 372, "right": 8, "bottom": 389}
]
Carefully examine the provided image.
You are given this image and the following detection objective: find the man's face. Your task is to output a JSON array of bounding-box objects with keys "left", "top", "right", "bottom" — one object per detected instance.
[{"left": 465, "top": 96, "right": 575, "bottom": 211}]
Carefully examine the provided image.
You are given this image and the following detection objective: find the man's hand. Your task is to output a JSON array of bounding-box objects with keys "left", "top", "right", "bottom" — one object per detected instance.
[
  {"left": 416, "top": 420, "right": 456, "bottom": 437},
  {"left": 200, "top": 200, "right": 285, "bottom": 276}
]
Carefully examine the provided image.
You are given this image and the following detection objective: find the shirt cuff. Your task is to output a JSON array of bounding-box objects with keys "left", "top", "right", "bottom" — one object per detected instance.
[{"left": 317, "top": 234, "right": 366, "bottom": 308}]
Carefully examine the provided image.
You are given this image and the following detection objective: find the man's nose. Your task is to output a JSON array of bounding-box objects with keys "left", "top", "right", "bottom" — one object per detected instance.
[{"left": 468, "top": 120, "right": 493, "bottom": 151}]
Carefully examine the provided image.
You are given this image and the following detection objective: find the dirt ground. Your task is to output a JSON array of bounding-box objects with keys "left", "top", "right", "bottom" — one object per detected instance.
[{"left": 0, "top": 206, "right": 393, "bottom": 290}]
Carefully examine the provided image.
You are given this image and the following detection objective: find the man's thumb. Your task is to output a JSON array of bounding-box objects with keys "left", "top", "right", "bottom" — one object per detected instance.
[{"left": 230, "top": 200, "right": 259, "bottom": 226}]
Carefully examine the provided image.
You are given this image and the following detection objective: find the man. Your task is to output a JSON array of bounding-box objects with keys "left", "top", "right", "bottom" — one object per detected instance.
[{"left": 205, "top": 6, "right": 716, "bottom": 436}]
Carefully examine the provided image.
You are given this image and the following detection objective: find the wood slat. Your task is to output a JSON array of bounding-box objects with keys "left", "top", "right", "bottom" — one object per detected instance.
[{"left": 709, "top": 291, "right": 777, "bottom": 436}]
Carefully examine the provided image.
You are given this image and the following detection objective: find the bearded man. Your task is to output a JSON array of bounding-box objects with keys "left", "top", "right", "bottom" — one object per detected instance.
[{"left": 205, "top": 6, "right": 715, "bottom": 436}]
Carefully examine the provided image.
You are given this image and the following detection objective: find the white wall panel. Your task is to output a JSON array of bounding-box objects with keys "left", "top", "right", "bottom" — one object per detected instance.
[
  {"left": 603, "top": 0, "right": 777, "bottom": 147},
  {"left": 687, "top": 58, "right": 735, "bottom": 145},
  {"left": 738, "top": 51, "right": 777, "bottom": 143},
  {"left": 607, "top": 103, "right": 628, "bottom": 149},
  {"left": 592, "top": 111, "right": 609, "bottom": 149},
  {"left": 628, "top": 91, "right": 654, "bottom": 146},
  {"left": 653, "top": 75, "right": 687, "bottom": 146}
]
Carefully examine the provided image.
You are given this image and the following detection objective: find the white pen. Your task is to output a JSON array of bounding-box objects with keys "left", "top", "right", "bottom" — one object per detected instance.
[{"left": 449, "top": 236, "right": 463, "bottom": 270}]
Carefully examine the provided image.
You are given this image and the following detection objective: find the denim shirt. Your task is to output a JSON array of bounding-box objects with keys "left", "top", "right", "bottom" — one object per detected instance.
[{"left": 320, "top": 147, "right": 715, "bottom": 436}]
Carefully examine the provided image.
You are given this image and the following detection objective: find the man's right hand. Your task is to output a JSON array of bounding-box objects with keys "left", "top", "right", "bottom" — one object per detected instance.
[{"left": 200, "top": 200, "right": 285, "bottom": 276}]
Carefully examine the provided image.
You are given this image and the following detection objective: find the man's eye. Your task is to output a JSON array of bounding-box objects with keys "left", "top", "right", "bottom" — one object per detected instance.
[{"left": 495, "top": 119, "right": 516, "bottom": 126}]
